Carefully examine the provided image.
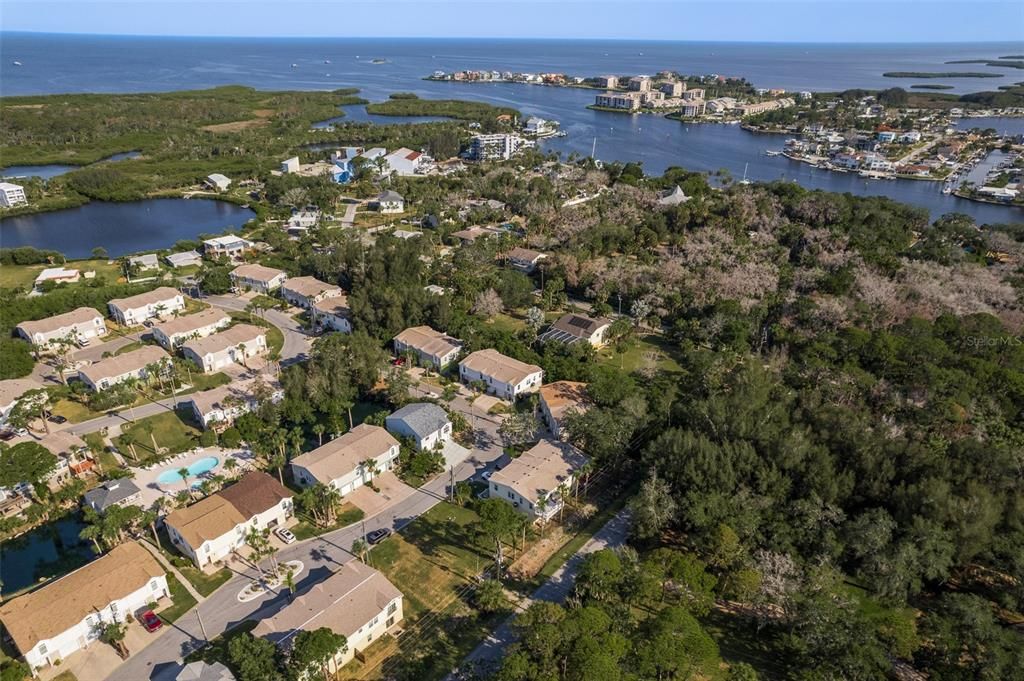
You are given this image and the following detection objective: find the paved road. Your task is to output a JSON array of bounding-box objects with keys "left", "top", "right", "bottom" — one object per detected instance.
[
  {"left": 448, "top": 509, "right": 632, "bottom": 679},
  {"left": 104, "top": 392, "right": 506, "bottom": 681},
  {"left": 204, "top": 295, "right": 312, "bottom": 365},
  {"left": 67, "top": 397, "right": 180, "bottom": 436},
  {"left": 72, "top": 331, "right": 144, "bottom": 364}
]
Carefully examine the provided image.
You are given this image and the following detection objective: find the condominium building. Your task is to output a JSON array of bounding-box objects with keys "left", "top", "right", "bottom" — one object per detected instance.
[
  {"left": 16, "top": 307, "right": 108, "bottom": 348},
  {"left": 0, "top": 182, "right": 27, "bottom": 207},
  {"left": 594, "top": 91, "right": 643, "bottom": 112}
]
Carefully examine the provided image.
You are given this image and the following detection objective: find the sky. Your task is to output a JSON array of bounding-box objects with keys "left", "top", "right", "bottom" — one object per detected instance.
[{"left": 1, "top": 0, "right": 1022, "bottom": 42}]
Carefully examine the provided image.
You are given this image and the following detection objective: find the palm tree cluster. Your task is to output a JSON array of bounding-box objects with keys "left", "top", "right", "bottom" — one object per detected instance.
[{"left": 296, "top": 483, "right": 343, "bottom": 527}]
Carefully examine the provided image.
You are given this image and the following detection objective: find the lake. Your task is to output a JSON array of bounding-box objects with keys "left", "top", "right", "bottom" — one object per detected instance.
[
  {"left": 1, "top": 151, "right": 142, "bottom": 180},
  {"left": 0, "top": 514, "right": 95, "bottom": 597},
  {"left": 312, "top": 103, "right": 452, "bottom": 129},
  {"left": 0, "top": 198, "right": 256, "bottom": 258}
]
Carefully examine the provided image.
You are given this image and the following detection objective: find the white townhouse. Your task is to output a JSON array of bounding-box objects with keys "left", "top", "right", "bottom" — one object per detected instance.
[
  {"left": 181, "top": 324, "right": 267, "bottom": 373},
  {"left": 252, "top": 561, "right": 403, "bottom": 674},
  {"left": 0, "top": 543, "right": 169, "bottom": 673},
  {"left": 151, "top": 308, "right": 231, "bottom": 350},
  {"left": 229, "top": 263, "right": 287, "bottom": 294},
  {"left": 459, "top": 349, "right": 543, "bottom": 401},
  {"left": 77, "top": 345, "right": 170, "bottom": 392},
  {"left": 15, "top": 307, "right": 108, "bottom": 348},
  {"left": 312, "top": 297, "right": 352, "bottom": 333},
  {"left": 0, "top": 182, "right": 27, "bottom": 207},
  {"left": 280, "top": 276, "right": 342, "bottom": 309},
  {"left": 489, "top": 439, "right": 588, "bottom": 521},
  {"left": 203, "top": 235, "right": 253, "bottom": 261},
  {"left": 538, "top": 381, "right": 590, "bottom": 439},
  {"left": 386, "top": 403, "right": 452, "bottom": 451},
  {"left": 108, "top": 287, "right": 185, "bottom": 326},
  {"left": 164, "top": 472, "right": 293, "bottom": 569},
  {"left": 392, "top": 326, "right": 463, "bottom": 369},
  {"left": 538, "top": 313, "right": 612, "bottom": 348},
  {"left": 290, "top": 424, "right": 400, "bottom": 497},
  {"left": 0, "top": 379, "right": 43, "bottom": 427},
  {"left": 184, "top": 378, "right": 284, "bottom": 430}
]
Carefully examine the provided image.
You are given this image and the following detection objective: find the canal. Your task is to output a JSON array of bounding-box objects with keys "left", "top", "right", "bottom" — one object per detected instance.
[{"left": 0, "top": 513, "right": 95, "bottom": 598}]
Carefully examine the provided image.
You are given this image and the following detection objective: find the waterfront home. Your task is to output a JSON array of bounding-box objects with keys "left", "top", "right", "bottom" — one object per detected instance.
[
  {"left": 524, "top": 116, "right": 555, "bottom": 136},
  {"left": 312, "top": 296, "right": 352, "bottom": 333},
  {"left": 164, "top": 472, "right": 293, "bottom": 569},
  {"left": 251, "top": 561, "right": 403, "bottom": 674},
  {"left": 386, "top": 403, "right": 452, "bottom": 451},
  {"left": 280, "top": 276, "right": 342, "bottom": 309},
  {"left": 181, "top": 324, "right": 267, "bottom": 373},
  {"left": 393, "top": 326, "right": 463, "bottom": 369},
  {"left": 108, "top": 287, "right": 185, "bottom": 325},
  {"left": 203, "top": 235, "right": 253, "bottom": 261},
  {"left": 706, "top": 97, "right": 737, "bottom": 113},
  {"left": 151, "top": 308, "right": 231, "bottom": 350},
  {"left": 83, "top": 478, "right": 143, "bottom": 513},
  {"left": 0, "top": 542, "right": 169, "bottom": 673},
  {"left": 383, "top": 147, "right": 424, "bottom": 176},
  {"left": 128, "top": 253, "right": 159, "bottom": 271},
  {"left": 34, "top": 267, "right": 80, "bottom": 289},
  {"left": 206, "top": 173, "right": 231, "bottom": 192},
  {"left": 77, "top": 345, "right": 170, "bottom": 392},
  {"left": 0, "top": 378, "right": 42, "bottom": 426},
  {"left": 16, "top": 307, "right": 108, "bottom": 348},
  {"left": 184, "top": 377, "right": 284, "bottom": 430},
  {"left": 375, "top": 189, "right": 405, "bottom": 213},
  {"left": 504, "top": 247, "right": 547, "bottom": 273},
  {"left": 0, "top": 182, "right": 27, "bottom": 207},
  {"left": 468, "top": 133, "right": 528, "bottom": 161},
  {"left": 229, "top": 263, "right": 287, "bottom": 294},
  {"left": 539, "top": 381, "right": 590, "bottom": 439},
  {"left": 594, "top": 91, "right": 642, "bottom": 112},
  {"left": 539, "top": 313, "right": 611, "bottom": 347},
  {"left": 657, "top": 185, "right": 690, "bottom": 206},
  {"left": 165, "top": 250, "right": 203, "bottom": 269},
  {"left": 459, "top": 349, "right": 543, "bottom": 400},
  {"left": 489, "top": 439, "right": 588, "bottom": 521},
  {"left": 290, "top": 424, "right": 400, "bottom": 496},
  {"left": 39, "top": 431, "right": 95, "bottom": 489}
]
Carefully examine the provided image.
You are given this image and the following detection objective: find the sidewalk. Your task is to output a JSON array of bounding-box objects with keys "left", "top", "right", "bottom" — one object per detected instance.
[{"left": 139, "top": 539, "right": 205, "bottom": 603}]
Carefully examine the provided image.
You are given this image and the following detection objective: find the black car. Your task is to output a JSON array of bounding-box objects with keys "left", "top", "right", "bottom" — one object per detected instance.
[
  {"left": 0, "top": 431, "right": 15, "bottom": 441},
  {"left": 366, "top": 528, "right": 392, "bottom": 545},
  {"left": 47, "top": 414, "right": 68, "bottom": 424}
]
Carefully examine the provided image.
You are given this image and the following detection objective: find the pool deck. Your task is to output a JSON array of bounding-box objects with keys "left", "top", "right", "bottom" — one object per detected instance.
[{"left": 129, "top": 446, "right": 260, "bottom": 508}]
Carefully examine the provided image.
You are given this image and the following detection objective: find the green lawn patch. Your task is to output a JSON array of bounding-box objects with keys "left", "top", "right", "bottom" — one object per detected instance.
[
  {"left": 0, "top": 258, "right": 121, "bottom": 290},
  {"left": 113, "top": 340, "right": 144, "bottom": 356},
  {"left": 598, "top": 333, "right": 683, "bottom": 374},
  {"left": 157, "top": 572, "right": 198, "bottom": 624},
  {"left": 149, "top": 533, "right": 233, "bottom": 597},
  {"left": 290, "top": 503, "right": 365, "bottom": 541},
  {"left": 50, "top": 398, "right": 102, "bottom": 424},
  {"left": 113, "top": 408, "right": 201, "bottom": 462}
]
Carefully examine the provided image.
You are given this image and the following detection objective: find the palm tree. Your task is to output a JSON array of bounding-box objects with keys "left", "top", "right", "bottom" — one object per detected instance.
[
  {"left": 285, "top": 568, "right": 297, "bottom": 601},
  {"left": 236, "top": 342, "right": 248, "bottom": 369},
  {"left": 351, "top": 538, "right": 369, "bottom": 565},
  {"left": 268, "top": 452, "right": 286, "bottom": 485},
  {"left": 289, "top": 428, "right": 304, "bottom": 461},
  {"left": 178, "top": 467, "right": 192, "bottom": 498},
  {"left": 80, "top": 524, "right": 103, "bottom": 553},
  {"left": 120, "top": 433, "right": 140, "bottom": 463},
  {"left": 224, "top": 457, "right": 239, "bottom": 478},
  {"left": 142, "top": 509, "right": 160, "bottom": 545},
  {"left": 360, "top": 458, "right": 380, "bottom": 484},
  {"left": 313, "top": 423, "right": 326, "bottom": 447}
]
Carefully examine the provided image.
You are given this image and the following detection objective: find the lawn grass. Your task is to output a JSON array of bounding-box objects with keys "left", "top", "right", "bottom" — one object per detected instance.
[
  {"left": 487, "top": 313, "right": 526, "bottom": 335},
  {"left": 0, "top": 258, "right": 121, "bottom": 290},
  {"left": 157, "top": 572, "right": 198, "bottom": 624},
  {"left": 50, "top": 398, "right": 102, "bottom": 423},
  {"left": 113, "top": 409, "right": 201, "bottom": 461},
  {"left": 291, "top": 503, "right": 365, "bottom": 541},
  {"left": 598, "top": 332, "right": 683, "bottom": 374},
  {"left": 113, "top": 340, "right": 145, "bottom": 356},
  {"left": 149, "top": 533, "right": 233, "bottom": 597},
  {"left": 49, "top": 672, "right": 78, "bottom": 681}
]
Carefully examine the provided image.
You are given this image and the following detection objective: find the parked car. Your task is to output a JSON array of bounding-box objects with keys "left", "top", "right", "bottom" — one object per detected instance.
[
  {"left": 13, "top": 428, "right": 28, "bottom": 437},
  {"left": 275, "top": 527, "right": 296, "bottom": 544},
  {"left": 391, "top": 356, "right": 406, "bottom": 366},
  {"left": 481, "top": 470, "right": 493, "bottom": 481},
  {"left": 139, "top": 610, "right": 163, "bottom": 633},
  {"left": 366, "top": 528, "right": 392, "bottom": 545},
  {"left": 0, "top": 431, "right": 15, "bottom": 441},
  {"left": 47, "top": 414, "right": 67, "bottom": 424}
]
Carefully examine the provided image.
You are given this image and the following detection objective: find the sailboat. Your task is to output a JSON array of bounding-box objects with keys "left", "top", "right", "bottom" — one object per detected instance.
[{"left": 739, "top": 163, "right": 751, "bottom": 185}]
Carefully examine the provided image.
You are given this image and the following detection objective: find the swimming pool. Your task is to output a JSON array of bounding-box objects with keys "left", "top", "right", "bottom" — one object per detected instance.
[{"left": 156, "top": 456, "right": 220, "bottom": 485}]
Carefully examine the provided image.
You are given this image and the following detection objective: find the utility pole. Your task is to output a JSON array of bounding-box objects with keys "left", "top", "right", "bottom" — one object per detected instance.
[
  {"left": 448, "top": 466, "right": 455, "bottom": 502},
  {"left": 196, "top": 610, "right": 208, "bottom": 642}
]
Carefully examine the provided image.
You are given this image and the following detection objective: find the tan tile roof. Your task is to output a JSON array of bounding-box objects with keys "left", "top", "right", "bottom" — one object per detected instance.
[
  {"left": 312, "top": 295, "right": 350, "bottom": 317},
  {"left": 252, "top": 561, "right": 401, "bottom": 644},
  {"left": 0, "top": 543, "right": 164, "bottom": 654},
  {"left": 393, "top": 326, "right": 462, "bottom": 358},
  {"left": 0, "top": 378, "right": 42, "bottom": 408},
  {"left": 291, "top": 424, "right": 398, "bottom": 484},
  {"left": 230, "top": 263, "right": 286, "bottom": 284},
  {"left": 165, "top": 495, "right": 247, "bottom": 548},
  {"left": 108, "top": 287, "right": 182, "bottom": 312},
  {"left": 538, "top": 381, "right": 590, "bottom": 422},
  {"left": 78, "top": 345, "right": 169, "bottom": 385},
  {"left": 282, "top": 276, "right": 340, "bottom": 300},
  {"left": 460, "top": 349, "right": 542, "bottom": 385},
  {"left": 506, "top": 247, "right": 546, "bottom": 263},
  {"left": 16, "top": 307, "right": 104, "bottom": 338},
  {"left": 489, "top": 439, "right": 587, "bottom": 504},
  {"left": 151, "top": 308, "right": 229, "bottom": 338},
  {"left": 181, "top": 324, "right": 265, "bottom": 357}
]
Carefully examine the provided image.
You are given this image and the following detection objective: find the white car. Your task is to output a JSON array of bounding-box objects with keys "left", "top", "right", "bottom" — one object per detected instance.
[
  {"left": 481, "top": 470, "right": 493, "bottom": 481},
  {"left": 275, "top": 527, "right": 296, "bottom": 544}
]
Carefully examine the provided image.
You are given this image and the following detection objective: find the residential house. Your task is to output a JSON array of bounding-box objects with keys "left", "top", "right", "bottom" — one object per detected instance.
[
  {"left": 77, "top": 345, "right": 170, "bottom": 392},
  {"left": 83, "top": 478, "right": 143, "bottom": 513},
  {"left": 450, "top": 225, "right": 505, "bottom": 244},
  {"left": 34, "top": 267, "right": 80, "bottom": 289},
  {"left": 312, "top": 297, "right": 352, "bottom": 333},
  {"left": 681, "top": 88, "right": 705, "bottom": 101},
  {"left": 538, "top": 381, "right": 590, "bottom": 439},
  {"left": 0, "top": 379, "right": 42, "bottom": 426},
  {"left": 16, "top": 307, "right": 107, "bottom": 348},
  {"left": 229, "top": 263, "right": 287, "bottom": 294},
  {"left": 459, "top": 349, "right": 543, "bottom": 400},
  {"left": 393, "top": 326, "right": 463, "bottom": 369},
  {"left": 151, "top": 308, "right": 231, "bottom": 350},
  {"left": 184, "top": 377, "right": 284, "bottom": 430},
  {"left": 165, "top": 250, "right": 203, "bottom": 269},
  {"left": 181, "top": 324, "right": 267, "bottom": 373},
  {"left": 203, "top": 235, "right": 253, "bottom": 261},
  {"left": 898, "top": 131, "right": 922, "bottom": 143},
  {"left": 164, "top": 472, "right": 293, "bottom": 569},
  {"left": 206, "top": 173, "right": 231, "bottom": 192},
  {"left": 0, "top": 543, "right": 169, "bottom": 673},
  {"left": 375, "top": 190, "right": 405, "bottom": 213},
  {"left": 538, "top": 314, "right": 611, "bottom": 347},
  {"left": 505, "top": 247, "right": 547, "bottom": 273},
  {"left": 281, "top": 276, "right": 342, "bottom": 309},
  {"left": 290, "top": 424, "right": 400, "bottom": 496},
  {"left": 128, "top": 253, "right": 159, "bottom": 271},
  {"left": 176, "top": 661, "right": 236, "bottom": 681},
  {"left": 39, "top": 431, "right": 95, "bottom": 489},
  {"left": 0, "top": 182, "right": 27, "bottom": 207},
  {"left": 386, "top": 403, "right": 452, "bottom": 451},
  {"left": 108, "top": 287, "right": 185, "bottom": 326},
  {"left": 285, "top": 208, "right": 321, "bottom": 233},
  {"left": 524, "top": 116, "right": 555, "bottom": 136},
  {"left": 489, "top": 439, "right": 588, "bottom": 521},
  {"left": 876, "top": 131, "right": 897, "bottom": 143},
  {"left": 382, "top": 148, "right": 424, "bottom": 176},
  {"left": 251, "top": 561, "right": 403, "bottom": 674}
]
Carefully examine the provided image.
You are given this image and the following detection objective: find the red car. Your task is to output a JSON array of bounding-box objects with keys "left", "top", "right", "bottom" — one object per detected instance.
[
  {"left": 391, "top": 357, "right": 406, "bottom": 366},
  {"left": 139, "top": 610, "right": 163, "bottom": 633}
]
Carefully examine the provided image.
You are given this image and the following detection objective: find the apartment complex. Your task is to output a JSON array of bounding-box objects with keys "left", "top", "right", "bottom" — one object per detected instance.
[
  {"left": 151, "top": 308, "right": 231, "bottom": 350},
  {"left": 181, "top": 323, "right": 267, "bottom": 373},
  {"left": 77, "top": 345, "right": 170, "bottom": 391},
  {"left": 16, "top": 307, "right": 107, "bottom": 347},
  {"left": 459, "top": 349, "right": 543, "bottom": 400},
  {"left": 107, "top": 287, "right": 185, "bottom": 326},
  {"left": 290, "top": 424, "right": 400, "bottom": 496}
]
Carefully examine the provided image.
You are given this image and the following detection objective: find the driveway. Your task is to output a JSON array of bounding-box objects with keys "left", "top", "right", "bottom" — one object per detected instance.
[
  {"left": 344, "top": 472, "right": 416, "bottom": 517},
  {"left": 203, "top": 294, "right": 313, "bottom": 365},
  {"left": 72, "top": 331, "right": 144, "bottom": 364}
]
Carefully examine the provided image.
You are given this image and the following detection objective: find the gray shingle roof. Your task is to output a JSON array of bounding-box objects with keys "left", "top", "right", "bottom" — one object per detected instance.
[
  {"left": 83, "top": 478, "right": 141, "bottom": 511},
  {"left": 386, "top": 403, "right": 449, "bottom": 440}
]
